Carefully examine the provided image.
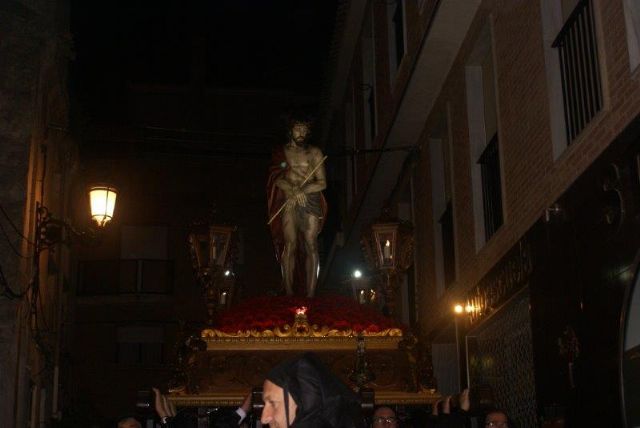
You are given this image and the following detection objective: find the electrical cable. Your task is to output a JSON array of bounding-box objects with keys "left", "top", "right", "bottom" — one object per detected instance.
[
  {"left": 0, "top": 219, "right": 31, "bottom": 258},
  {"left": 0, "top": 262, "right": 27, "bottom": 299},
  {"left": 0, "top": 204, "right": 34, "bottom": 245}
]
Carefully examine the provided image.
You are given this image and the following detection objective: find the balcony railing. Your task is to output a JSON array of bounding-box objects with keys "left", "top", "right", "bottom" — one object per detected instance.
[
  {"left": 478, "top": 134, "right": 503, "bottom": 241},
  {"left": 552, "top": 0, "right": 603, "bottom": 143},
  {"left": 78, "top": 259, "right": 174, "bottom": 295}
]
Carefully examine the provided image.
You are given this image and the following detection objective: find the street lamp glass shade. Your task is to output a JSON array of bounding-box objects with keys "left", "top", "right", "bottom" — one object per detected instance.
[{"left": 89, "top": 185, "right": 117, "bottom": 227}]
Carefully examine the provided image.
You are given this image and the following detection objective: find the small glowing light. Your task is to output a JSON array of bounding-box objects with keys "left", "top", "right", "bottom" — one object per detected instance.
[
  {"left": 224, "top": 270, "right": 231, "bottom": 277},
  {"left": 357, "top": 289, "right": 366, "bottom": 304},
  {"left": 465, "top": 304, "right": 474, "bottom": 313},
  {"left": 295, "top": 306, "right": 307, "bottom": 315},
  {"left": 353, "top": 269, "right": 362, "bottom": 279},
  {"left": 454, "top": 304, "right": 464, "bottom": 314},
  {"left": 383, "top": 239, "right": 391, "bottom": 259}
]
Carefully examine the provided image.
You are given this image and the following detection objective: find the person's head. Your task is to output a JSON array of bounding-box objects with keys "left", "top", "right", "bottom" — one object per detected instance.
[
  {"left": 484, "top": 410, "right": 509, "bottom": 428},
  {"left": 262, "top": 378, "right": 299, "bottom": 428},
  {"left": 117, "top": 417, "right": 141, "bottom": 428},
  {"left": 261, "top": 353, "right": 363, "bottom": 428},
  {"left": 287, "top": 117, "right": 312, "bottom": 146},
  {"left": 371, "top": 406, "right": 398, "bottom": 428}
]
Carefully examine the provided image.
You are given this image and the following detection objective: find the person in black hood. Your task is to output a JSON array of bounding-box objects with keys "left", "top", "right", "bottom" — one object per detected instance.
[{"left": 260, "top": 353, "right": 365, "bottom": 428}]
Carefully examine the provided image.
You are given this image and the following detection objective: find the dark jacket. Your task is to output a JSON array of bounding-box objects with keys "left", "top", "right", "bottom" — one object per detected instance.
[{"left": 164, "top": 407, "right": 242, "bottom": 428}]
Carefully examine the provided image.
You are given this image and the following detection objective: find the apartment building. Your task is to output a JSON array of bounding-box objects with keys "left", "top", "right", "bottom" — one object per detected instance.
[{"left": 320, "top": 1, "right": 640, "bottom": 426}]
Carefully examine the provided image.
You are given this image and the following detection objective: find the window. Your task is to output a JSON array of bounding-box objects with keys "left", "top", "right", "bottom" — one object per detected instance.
[
  {"left": 121, "top": 225, "right": 168, "bottom": 259},
  {"left": 542, "top": 0, "right": 603, "bottom": 155},
  {"left": 478, "top": 134, "right": 503, "bottom": 240},
  {"left": 439, "top": 202, "right": 455, "bottom": 286},
  {"left": 552, "top": 0, "right": 603, "bottom": 144},
  {"left": 78, "top": 259, "right": 173, "bottom": 295},
  {"left": 78, "top": 225, "right": 173, "bottom": 295},
  {"left": 465, "top": 22, "right": 503, "bottom": 249},
  {"left": 387, "top": 0, "right": 406, "bottom": 81},
  {"left": 623, "top": 0, "right": 640, "bottom": 72},
  {"left": 397, "top": 181, "right": 417, "bottom": 326},
  {"left": 362, "top": 7, "right": 377, "bottom": 146},
  {"left": 345, "top": 82, "right": 357, "bottom": 208},
  {"left": 429, "top": 106, "right": 456, "bottom": 295},
  {"left": 117, "top": 326, "right": 164, "bottom": 365}
]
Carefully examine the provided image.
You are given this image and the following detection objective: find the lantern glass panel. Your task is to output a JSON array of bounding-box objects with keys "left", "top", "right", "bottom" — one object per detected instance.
[
  {"left": 189, "top": 233, "right": 210, "bottom": 271},
  {"left": 89, "top": 186, "right": 117, "bottom": 227},
  {"left": 209, "top": 229, "right": 230, "bottom": 267},
  {"left": 219, "top": 289, "right": 228, "bottom": 305},
  {"left": 376, "top": 231, "right": 395, "bottom": 268}
]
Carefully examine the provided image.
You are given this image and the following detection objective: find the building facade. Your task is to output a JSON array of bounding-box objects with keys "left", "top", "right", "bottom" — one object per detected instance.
[
  {"left": 321, "top": 0, "right": 640, "bottom": 426},
  {"left": 0, "top": 1, "right": 78, "bottom": 427}
]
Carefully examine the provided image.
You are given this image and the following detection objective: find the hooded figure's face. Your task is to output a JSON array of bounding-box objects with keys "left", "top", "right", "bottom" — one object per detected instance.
[
  {"left": 262, "top": 353, "right": 364, "bottom": 428},
  {"left": 261, "top": 379, "right": 298, "bottom": 428}
]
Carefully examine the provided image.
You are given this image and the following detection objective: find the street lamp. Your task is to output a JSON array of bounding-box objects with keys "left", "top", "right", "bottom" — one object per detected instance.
[
  {"left": 361, "top": 216, "right": 413, "bottom": 317},
  {"left": 188, "top": 223, "right": 237, "bottom": 325},
  {"left": 36, "top": 184, "right": 118, "bottom": 249}
]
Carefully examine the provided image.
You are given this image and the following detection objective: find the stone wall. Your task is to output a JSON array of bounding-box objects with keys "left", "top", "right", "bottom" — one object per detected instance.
[{"left": 0, "top": 0, "right": 73, "bottom": 426}]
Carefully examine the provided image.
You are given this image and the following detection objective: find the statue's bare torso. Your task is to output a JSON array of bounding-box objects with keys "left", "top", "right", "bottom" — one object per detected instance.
[{"left": 273, "top": 123, "right": 326, "bottom": 297}]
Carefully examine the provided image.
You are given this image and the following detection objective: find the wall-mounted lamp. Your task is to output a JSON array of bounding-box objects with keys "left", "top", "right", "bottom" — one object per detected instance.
[{"left": 36, "top": 184, "right": 118, "bottom": 250}]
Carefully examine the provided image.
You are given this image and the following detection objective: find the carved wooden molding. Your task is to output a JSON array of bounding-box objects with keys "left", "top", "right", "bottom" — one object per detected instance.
[{"left": 167, "top": 389, "right": 442, "bottom": 407}]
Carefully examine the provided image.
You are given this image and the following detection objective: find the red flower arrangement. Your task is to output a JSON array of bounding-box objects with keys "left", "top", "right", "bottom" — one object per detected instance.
[{"left": 213, "top": 294, "right": 403, "bottom": 334}]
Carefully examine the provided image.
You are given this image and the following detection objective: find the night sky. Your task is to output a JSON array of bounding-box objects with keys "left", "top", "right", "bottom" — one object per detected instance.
[{"left": 71, "top": 0, "right": 339, "bottom": 118}]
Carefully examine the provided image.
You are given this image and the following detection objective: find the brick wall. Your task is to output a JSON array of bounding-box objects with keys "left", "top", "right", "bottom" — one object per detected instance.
[
  {"left": 331, "top": 0, "right": 640, "bottom": 335},
  {"left": 410, "top": 0, "right": 640, "bottom": 334}
]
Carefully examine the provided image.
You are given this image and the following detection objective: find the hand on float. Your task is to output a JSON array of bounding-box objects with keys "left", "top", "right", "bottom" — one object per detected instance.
[
  {"left": 153, "top": 387, "right": 176, "bottom": 419},
  {"left": 432, "top": 399, "right": 442, "bottom": 416},
  {"left": 442, "top": 396, "right": 452, "bottom": 414},
  {"left": 240, "top": 392, "right": 252, "bottom": 414},
  {"left": 460, "top": 388, "right": 470, "bottom": 412}
]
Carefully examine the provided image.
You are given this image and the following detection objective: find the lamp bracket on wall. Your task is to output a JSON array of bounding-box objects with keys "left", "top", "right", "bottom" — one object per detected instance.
[{"left": 35, "top": 204, "right": 99, "bottom": 251}]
